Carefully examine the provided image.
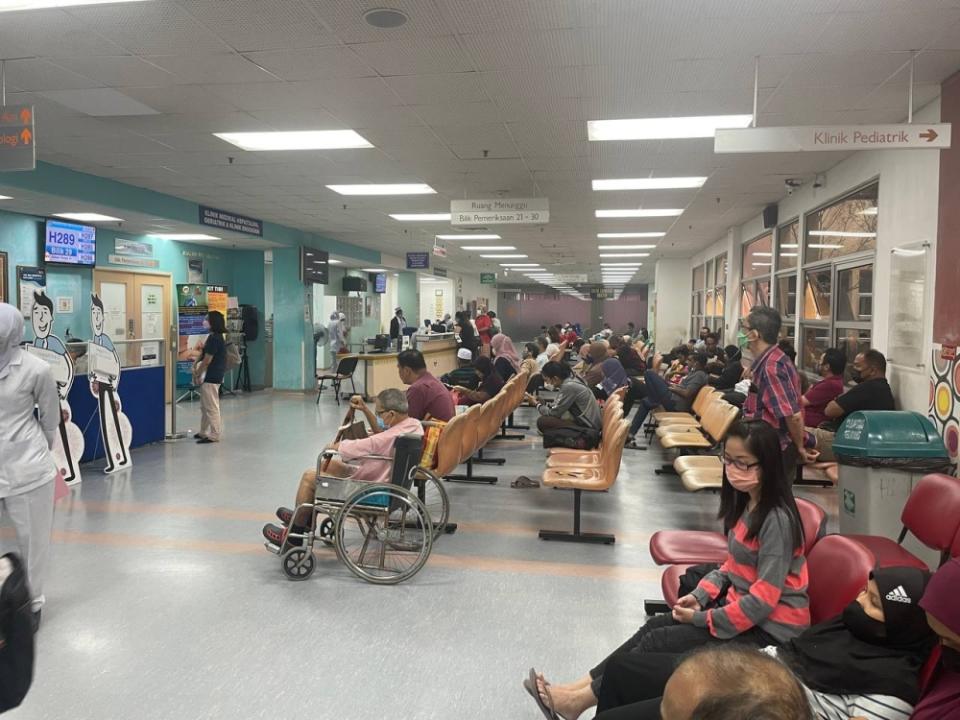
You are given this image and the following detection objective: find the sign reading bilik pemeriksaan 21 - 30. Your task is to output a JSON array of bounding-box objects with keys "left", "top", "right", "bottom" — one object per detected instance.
[
  {"left": 715, "top": 123, "right": 952, "bottom": 153},
  {"left": 451, "top": 198, "right": 549, "bottom": 226}
]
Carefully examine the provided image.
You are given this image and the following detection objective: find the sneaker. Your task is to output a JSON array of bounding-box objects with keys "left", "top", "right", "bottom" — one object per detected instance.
[
  {"left": 275, "top": 507, "right": 294, "bottom": 525},
  {"left": 262, "top": 523, "right": 286, "bottom": 546}
]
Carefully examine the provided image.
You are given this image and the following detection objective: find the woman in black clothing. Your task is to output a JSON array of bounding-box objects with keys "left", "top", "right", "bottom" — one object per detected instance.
[
  {"left": 710, "top": 345, "right": 744, "bottom": 390},
  {"left": 452, "top": 355, "right": 503, "bottom": 405},
  {"left": 455, "top": 311, "right": 479, "bottom": 357}
]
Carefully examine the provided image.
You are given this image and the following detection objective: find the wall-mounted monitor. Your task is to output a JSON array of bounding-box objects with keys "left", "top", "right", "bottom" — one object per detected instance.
[
  {"left": 373, "top": 273, "right": 387, "bottom": 293},
  {"left": 44, "top": 219, "right": 96, "bottom": 266},
  {"left": 301, "top": 247, "right": 329, "bottom": 285}
]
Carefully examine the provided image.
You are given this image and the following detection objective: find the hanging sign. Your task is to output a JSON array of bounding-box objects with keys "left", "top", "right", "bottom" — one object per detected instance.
[
  {"left": 108, "top": 254, "right": 160, "bottom": 268},
  {"left": 199, "top": 205, "right": 263, "bottom": 236},
  {"left": 0, "top": 105, "right": 36, "bottom": 171},
  {"left": 554, "top": 273, "right": 588, "bottom": 284},
  {"left": 715, "top": 123, "right": 952, "bottom": 154},
  {"left": 433, "top": 267, "right": 448, "bottom": 278},
  {"left": 451, "top": 198, "right": 549, "bottom": 226},
  {"left": 480, "top": 272, "right": 497, "bottom": 285},
  {"left": 432, "top": 237, "right": 447, "bottom": 257},
  {"left": 406, "top": 252, "right": 430, "bottom": 270}
]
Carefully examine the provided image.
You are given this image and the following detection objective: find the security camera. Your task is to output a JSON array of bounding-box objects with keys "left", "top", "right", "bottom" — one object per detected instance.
[{"left": 785, "top": 178, "right": 803, "bottom": 196}]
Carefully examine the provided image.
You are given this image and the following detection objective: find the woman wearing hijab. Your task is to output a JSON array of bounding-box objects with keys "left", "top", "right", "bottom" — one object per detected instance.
[
  {"left": 584, "top": 342, "right": 628, "bottom": 399},
  {"left": 0, "top": 303, "right": 60, "bottom": 629},
  {"left": 490, "top": 333, "right": 520, "bottom": 381},
  {"left": 915, "top": 558, "right": 960, "bottom": 719},
  {"left": 573, "top": 566, "right": 937, "bottom": 720}
]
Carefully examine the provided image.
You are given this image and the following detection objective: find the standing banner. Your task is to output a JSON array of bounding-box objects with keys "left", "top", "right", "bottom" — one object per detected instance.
[
  {"left": 90, "top": 293, "right": 133, "bottom": 474},
  {"left": 176, "top": 284, "right": 228, "bottom": 387},
  {"left": 24, "top": 289, "right": 84, "bottom": 484}
]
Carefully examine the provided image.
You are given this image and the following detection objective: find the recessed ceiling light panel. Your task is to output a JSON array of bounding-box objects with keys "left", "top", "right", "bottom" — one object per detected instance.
[
  {"left": 149, "top": 233, "right": 220, "bottom": 241},
  {"left": 596, "top": 209, "right": 683, "bottom": 218},
  {"left": 435, "top": 234, "right": 501, "bottom": 240},
  {"left": 214, "top": 130, "right": 373, "bottom": 151},
  {"left": 588, "top": 114, "right": 753, "bottom": 141},
  {"left": 327, "top": 183, "right": 434, "bottom": 196},
  {"left": 390, "top": 213, "right": 451, "bottom": 221},
  {"left": 592, "top": 177, "right": 707, "bottom": 191},
  {"left": 53, "top": 212, "right": 123, "bottom": 222}
]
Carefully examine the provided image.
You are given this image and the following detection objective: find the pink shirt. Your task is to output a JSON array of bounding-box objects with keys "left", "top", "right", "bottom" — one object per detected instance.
[{"left": 337, "top": 416, "right": 424, "bottom": 484}]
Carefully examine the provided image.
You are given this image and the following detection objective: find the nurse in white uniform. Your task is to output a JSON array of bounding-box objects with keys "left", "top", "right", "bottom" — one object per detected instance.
[{"left": 0, "top": 302, "right": 59, "bottom": 627}]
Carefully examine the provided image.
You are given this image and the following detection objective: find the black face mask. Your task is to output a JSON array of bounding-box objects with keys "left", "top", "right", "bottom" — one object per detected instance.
[
  {"left": 942, "top": 646, "right": 960, "bottom": 673},
  {"left": 851, "top": 370, "right": 864, "bottom": 384},
  {"left": 842, "top": 600, "right": 888, "bottom": 643}
]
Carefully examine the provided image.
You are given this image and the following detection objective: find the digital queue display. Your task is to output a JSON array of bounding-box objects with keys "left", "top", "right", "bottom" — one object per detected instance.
[{"left": 44, "top": 220, "right": 96, "bottom": 266}]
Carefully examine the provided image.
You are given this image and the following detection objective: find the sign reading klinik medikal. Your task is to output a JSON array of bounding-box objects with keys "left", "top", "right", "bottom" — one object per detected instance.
[
  {"left": 451, "top": 198, "right": 549, "bottom": 226},
  {"left": 715, "top": 123, "right": 952, "bottom": 153}
]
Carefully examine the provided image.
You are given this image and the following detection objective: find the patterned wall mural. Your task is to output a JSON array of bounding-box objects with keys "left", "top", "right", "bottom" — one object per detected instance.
[{"left": 930, "top": 347, "right": 960, "bottom": 464}]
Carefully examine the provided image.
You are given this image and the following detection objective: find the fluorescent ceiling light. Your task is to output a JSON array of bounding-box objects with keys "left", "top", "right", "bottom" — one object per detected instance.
[
  {"left": 780, "top": 253, "right": 799, "bottom": 257},
  {"left": 53, "top": 212, "right": 123, "bottom": 222},
  {"left": 808, "top": 244, "right": 844, "bottom": 249},
  {"left": 751, "top": 262, "right": 772, "bottom": 266},
  {"left": 597, "top": 244, "right": 656, "bottom": 250},
  {"left": 893, "top": 248, "right": 925, "bottom": 256},
  {"left": 859, "top": 207, "right": 879, "bottom": 216},
  {"left": 592, "top": 177, "right": 707, "bottom": 191},
  {"left": 599, "top": 253, "right": 650, "bottom": 258},
  {"left": 780, "top": 243, "right": 799, "bottom": 249},
  {"left": 327, "top": 184, "right": 434, "bottom": 196},
  {"left": 598, "top": 232, "right": 665, "bottom": 239},
  {"left": 328, "top": 259, "right": 342, "bottom": 264},
  {"left": 480, "top": 254, "right": 527, "bottom": 259},
  {"left": 809, "top": 230, "right": 876, "bottom": 238},
  {"left": 436, "top": 234, "right": 501, "bottom": 240},
  {"left": 0, "top": 0, "right": 151, "bottom": 10},
  {"left": 596, "top": 209, "right": 683, "bottom": 218},
  {"left": 360, "top": 268, "right": 386, "bottom": 272},
  {"left": 500, "top": 263, "right": 540, "bottom": 267},
  {"left": 214, "top": 130, "right": 372, "bottom": 151},
  {"left": 149, "top": 233, "right": 220, "bottom": 241},
  {"left": 754, "top": 252, "right": 773, "bottom": 257},
  {"left": 389, "top": 213, "right": 451, "bottom": 221},
  {"left": 0, "top": 195, "right": 11, "bottom": 200},
  {"left": 601, "top": 263, "right": 643, "bottom": 267},
  {"left": 460, "top": 246, "right": 515, "bottom": 251},
  {"left": 588, "top": 114, "right": 753, "bottom": 141}
]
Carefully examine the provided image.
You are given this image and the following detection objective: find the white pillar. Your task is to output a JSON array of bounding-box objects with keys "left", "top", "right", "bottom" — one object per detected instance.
[{"left": 653, "top": 258, "right": 692, "bottom": 348}]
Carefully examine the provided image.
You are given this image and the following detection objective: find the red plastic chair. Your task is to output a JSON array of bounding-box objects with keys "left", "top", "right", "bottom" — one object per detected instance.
[
  {"left": 807, "top": 535, "right": 875, "bottom": 624},
  {"left": 952, "top": 525, "right": 960, "bottom": 559},
  {"left": 845, "top": 473, "right": 960, "bottom": 571},
  {"left": 648, "top": 498, "right": 826, "bottom": 566}
]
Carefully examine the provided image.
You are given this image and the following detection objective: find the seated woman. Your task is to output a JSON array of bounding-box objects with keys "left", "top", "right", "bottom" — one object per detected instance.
[
  {"left": 616, "top": 341, "right": 646, "bottom": 377},
  {"left": 915, "top": 558, "right": 960, "bottom": 719},
  {"left": 586, "top": 565, "right": 936, "bottom": 720},
  {"left": 527, "top": 361, "right": 602, "bottom": 439},
  {"left": 490, "top": 333, "right": 520, "bottom": 381},
  {"left": 528, "top": 421, "right": 808, "bottom": 720},
  {"left": 586, "top": 342, "right": 629, "bottom": 400},
  {"left": 709, "top": 345, "right": 744, "bottom": 390},
  {"left": 261, "top": 389, "right": 423, "bottom": 546},
  {"left": 451, "top": 355, "right": 503, "bottom": 406}
]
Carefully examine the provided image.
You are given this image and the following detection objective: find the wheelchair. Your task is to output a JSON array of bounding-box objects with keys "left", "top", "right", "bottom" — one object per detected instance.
[{"left": 264, "top": 434, "right": 442, "bottom": 585}]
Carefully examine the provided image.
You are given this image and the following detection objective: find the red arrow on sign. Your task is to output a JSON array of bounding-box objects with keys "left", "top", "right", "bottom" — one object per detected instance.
[
  {"left": 19, "top": 108, "right": 31, "bottom": 125},
  {"left": 920, "top": 129, "right": 938, "bottom": 142},
  {"left": 20, "top": 128, "right": 32, "bottom": 145}
]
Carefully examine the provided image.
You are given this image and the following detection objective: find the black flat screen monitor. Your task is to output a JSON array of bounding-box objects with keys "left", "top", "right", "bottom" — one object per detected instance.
[{"left": 301, "top": 247, "right": 329, "bottom": 284}]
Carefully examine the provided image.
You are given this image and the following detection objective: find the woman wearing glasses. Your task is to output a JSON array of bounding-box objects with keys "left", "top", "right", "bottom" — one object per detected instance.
[{"left": 524, "top": 421, "right": 809, "bottom": 720}]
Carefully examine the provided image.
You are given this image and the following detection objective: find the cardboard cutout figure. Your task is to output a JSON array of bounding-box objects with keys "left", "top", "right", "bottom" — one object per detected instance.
[
  {"left": 89, "top": 293, "right": 132, "bottom": 474},
  {"left": 24, "top": 290, "right": 84, "bottom": 484}
]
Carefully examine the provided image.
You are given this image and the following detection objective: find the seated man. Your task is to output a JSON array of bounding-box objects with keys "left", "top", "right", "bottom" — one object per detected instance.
[
  {"left": 396, "top": 348, "right": 455, "bottom": 422},
  {"left": 627, "top": 352, "right": 709, "bottom": 442},
  {"left": 440, "top": 348, "right": 479, "bottom": 391},
  {"left": 811, "top": 349, "right": 895, "bottom": 461},
  {"left": 262, "top": 388, "right": 423, "bottom": 545},
  {"left": 801, "top": 347, "right": 845, "bottom": 430},
  {"left": 709, "top": 345, "right": 743, "bottom": 390},
  {"left": 527, "top": 361, "right": 602, "bottom": 439}
]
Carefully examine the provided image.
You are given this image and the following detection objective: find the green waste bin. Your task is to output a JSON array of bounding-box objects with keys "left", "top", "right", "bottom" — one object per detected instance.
[{"left": 833, "top": 411, "right": 951, "bottom": 567}]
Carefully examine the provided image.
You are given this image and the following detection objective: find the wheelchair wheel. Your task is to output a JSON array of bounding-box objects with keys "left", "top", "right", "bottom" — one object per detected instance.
[
  {"left": 281, "top": 547, "right": 315, "bottom": 581},
  {"left": 334, "top": 485, "right": 433, "bottom": 585},
  {"left": 318, "top": 516, "right": 335, "bottom": 546},
  {"left": 411, "top": 467, "right": 450, "bottom": 540}
]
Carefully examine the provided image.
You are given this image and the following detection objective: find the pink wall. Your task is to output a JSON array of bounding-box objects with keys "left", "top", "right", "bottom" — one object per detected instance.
[
  {"left": 601, "top": 288, "right": 649, "bottom": 335},
  {"left": 497, "top": 287, "right": 648, "bottom": 342}
]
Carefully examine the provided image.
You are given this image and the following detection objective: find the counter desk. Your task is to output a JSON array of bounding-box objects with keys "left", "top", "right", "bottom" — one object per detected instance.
[{"left": 352, "top": 336, "right": 458, "bottom": 399}]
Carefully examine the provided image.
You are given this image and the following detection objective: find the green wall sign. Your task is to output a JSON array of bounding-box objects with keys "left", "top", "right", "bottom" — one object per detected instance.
[{"left": 480, "top": 272, "right": 497, "bottom": 285}]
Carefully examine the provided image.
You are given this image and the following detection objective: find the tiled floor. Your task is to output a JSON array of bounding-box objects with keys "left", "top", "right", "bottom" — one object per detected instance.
[{"left": 2, "top": 390, "right": 837, "bottom": 720}]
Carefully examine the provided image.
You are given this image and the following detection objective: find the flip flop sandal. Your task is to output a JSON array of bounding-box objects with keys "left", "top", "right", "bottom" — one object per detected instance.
[
  {"left": 523, "top": 668, "right": 559, "bottom": 720},
  {"left": 511, "top": 476, "right": 540, "bottom": 489}
]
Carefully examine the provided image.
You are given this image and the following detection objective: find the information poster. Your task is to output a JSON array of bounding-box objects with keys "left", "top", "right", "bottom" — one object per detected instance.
[
  {"left": 176, "top": 284, "right": 227, "bottom": 387},
  {"left": 17, "top": 266, "right": 46, "bottom": 319}
]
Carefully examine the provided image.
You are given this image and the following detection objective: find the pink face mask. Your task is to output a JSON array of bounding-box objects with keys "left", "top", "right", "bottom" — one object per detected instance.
[{"left": 726, "top": 463, "right": 761, "bottom": 492}]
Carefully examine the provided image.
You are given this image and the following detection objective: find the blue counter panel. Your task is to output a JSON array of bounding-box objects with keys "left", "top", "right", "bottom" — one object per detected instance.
[{"left": 68, "top": 368, "right": 166, "bottom": 462}]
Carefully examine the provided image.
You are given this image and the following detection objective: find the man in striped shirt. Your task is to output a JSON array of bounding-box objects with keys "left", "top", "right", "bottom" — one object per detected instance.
[{"left": 741, "top": 307, "right": 819, "bottom": 480}]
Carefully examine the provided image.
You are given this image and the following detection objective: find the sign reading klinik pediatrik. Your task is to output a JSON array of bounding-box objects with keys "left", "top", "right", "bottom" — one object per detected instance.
[
  {"left": 715, "top": 123, "right": 952, "bottom": 154},
  {"left": 451, "top": 198, "right": 549, "bottom": 226}
]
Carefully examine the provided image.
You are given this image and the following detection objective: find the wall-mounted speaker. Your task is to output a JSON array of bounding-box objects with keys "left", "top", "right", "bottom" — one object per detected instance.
[{"left": 762, "top": 204, "right": 778, "bottom": 229}]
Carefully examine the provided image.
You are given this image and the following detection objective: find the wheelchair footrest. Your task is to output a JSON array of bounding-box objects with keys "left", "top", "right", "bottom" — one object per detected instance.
[{"left": 264, "top": 541, "right": 281, "bottom": 555}]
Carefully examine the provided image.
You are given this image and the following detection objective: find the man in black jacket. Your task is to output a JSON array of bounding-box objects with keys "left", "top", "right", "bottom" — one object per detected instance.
[{"left": 0, "top": 553, "right": 34, "bottom": 712}]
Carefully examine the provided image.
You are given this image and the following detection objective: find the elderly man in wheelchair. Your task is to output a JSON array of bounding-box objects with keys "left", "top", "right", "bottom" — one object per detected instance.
[{"left": 262, "top": 388, "right": 424, "bottom": 548}]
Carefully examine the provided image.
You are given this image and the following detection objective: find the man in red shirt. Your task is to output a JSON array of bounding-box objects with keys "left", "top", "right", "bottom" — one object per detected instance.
[
  {"left": 397, "top": 349, "right": 455, "bottom": 421},
  {"left": 801, "top": 348, "right": 845, "bottom": 429}
]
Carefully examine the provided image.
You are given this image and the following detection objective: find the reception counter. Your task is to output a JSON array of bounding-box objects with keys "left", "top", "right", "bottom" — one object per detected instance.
[{"left": 353, "top": 336, "right": 458, "bottom": 399}]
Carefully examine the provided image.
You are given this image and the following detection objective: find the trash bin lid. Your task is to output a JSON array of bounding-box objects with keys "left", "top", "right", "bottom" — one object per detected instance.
[{"left": 832, "top": 411, "right": 948, "bottom": 459}]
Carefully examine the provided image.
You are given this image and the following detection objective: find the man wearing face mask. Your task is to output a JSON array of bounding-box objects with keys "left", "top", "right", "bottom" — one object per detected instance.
[
  {"left": 261, "top": 388, "right": 423, "bottom": 547},
  {"left": 811, "top": 350, "right": 896, "bottom": 462},
  {"left": 740, "top": 307, "right": 818, "bottom": 479},
  {"left": 528, "top": 361, "right": 602, "bottom": 439}
]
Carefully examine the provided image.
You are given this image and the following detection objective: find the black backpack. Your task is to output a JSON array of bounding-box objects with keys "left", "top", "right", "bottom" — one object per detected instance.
[
  {"left": 0, "top": 553, "right": 34, "bottom": 712},
  {"left": 542, "top": 426, "right": 601, "bottom": 451}
]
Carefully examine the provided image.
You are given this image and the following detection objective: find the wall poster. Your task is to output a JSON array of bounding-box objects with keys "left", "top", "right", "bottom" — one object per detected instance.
[{"left": 176, "top": 284, "right": 228, "bottom": 387}]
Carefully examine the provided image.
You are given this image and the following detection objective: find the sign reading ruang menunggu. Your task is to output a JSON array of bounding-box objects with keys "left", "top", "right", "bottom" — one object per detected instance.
[{"left": 199, "top": 205, "right": 263, "bottom": 236}]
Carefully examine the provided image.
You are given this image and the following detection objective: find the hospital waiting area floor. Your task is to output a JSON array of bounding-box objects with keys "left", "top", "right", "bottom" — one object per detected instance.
[{"left": 5, "top": 390, "right": 838, "bottom": 720}]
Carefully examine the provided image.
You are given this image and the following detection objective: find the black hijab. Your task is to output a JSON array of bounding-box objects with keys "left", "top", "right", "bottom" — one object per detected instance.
[{"left": 781, "top": 566, "right": 935, "bottom": 704}]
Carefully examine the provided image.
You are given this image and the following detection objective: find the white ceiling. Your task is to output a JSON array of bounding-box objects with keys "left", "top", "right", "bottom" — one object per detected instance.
[{"left": 2, "top": 0, "right": 960, "bottom": 285}]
